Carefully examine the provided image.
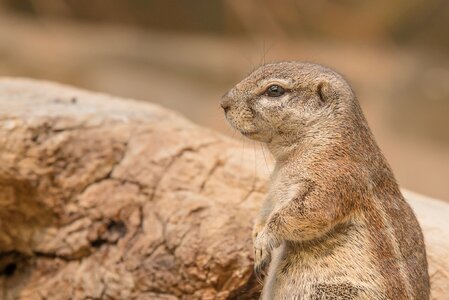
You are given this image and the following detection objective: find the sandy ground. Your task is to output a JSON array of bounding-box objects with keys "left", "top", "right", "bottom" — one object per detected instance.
[{"left": 0, "top": 14, "right": 448, "bottom": 200}]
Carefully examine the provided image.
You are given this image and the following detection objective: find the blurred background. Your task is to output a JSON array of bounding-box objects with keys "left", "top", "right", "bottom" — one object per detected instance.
[{"left": 0, "top": 0, "right": 448, "bottom": 200}]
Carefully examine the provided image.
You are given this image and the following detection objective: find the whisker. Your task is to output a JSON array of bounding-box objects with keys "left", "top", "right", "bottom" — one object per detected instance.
[
  {"left": 235, "top": 134, "right": 246, "bottom": 169},
  {"left": 253, "top": 141, "right": 258, "bottom": 187},
  {"left": 260, "top": 142, "right": 273, "bottom": 183}
]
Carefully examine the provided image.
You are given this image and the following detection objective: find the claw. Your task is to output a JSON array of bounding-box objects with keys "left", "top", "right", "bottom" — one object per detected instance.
[
  {"left": 254, "top": 255, "right": 270, "bottom": 284},
  {"left": 253, "top": 230, "right": 279, "bottom": 284},
  {"left": 254, "top": 264, "right": 264, "bottom": 284},
  {"left": 253, "top": 246, "right": 271, "bottom": 284}
]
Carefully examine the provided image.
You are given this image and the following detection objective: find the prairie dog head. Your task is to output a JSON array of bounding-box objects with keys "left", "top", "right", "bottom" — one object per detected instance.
[{"left": 221, "top": 62, "right": 355, "bottom": 144}]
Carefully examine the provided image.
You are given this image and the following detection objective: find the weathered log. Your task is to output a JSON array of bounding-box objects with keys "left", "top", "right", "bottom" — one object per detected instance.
[{"left": 0, "top": 79, "right": 446, "bottom": 299}]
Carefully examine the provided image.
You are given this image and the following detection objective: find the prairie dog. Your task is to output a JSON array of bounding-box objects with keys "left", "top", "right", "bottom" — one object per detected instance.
[{"left": 221, "top": 62, "right": 429, "bottom": 299}]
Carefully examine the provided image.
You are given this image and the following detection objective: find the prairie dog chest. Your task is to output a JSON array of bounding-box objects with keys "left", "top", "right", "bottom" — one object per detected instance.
[{"left": 266, "top": 166, "right": 302, "bottom": 208}]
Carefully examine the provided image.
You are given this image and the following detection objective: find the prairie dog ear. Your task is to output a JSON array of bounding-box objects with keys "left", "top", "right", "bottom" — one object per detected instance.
[{"left": 317, "top": 81, "right": 337, "bottom": 104}]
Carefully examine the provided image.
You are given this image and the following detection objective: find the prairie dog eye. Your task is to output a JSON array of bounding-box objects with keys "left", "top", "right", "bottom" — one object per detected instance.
[{"left": 265, "top": 85, "right": 285, "bottom": 97}]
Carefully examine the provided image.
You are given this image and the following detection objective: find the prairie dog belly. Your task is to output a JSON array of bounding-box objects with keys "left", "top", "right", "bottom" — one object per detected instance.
[{"left": 262, "top": 222, "right": 384, "bottom": 300}]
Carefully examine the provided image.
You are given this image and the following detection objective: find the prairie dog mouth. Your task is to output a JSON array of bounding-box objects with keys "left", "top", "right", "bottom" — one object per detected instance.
[
  {"left": 240, "top": 130, "right": 259, "bottom": 136},
  {"left": 223, "top": 114, "right": 258, "bottom": 137}
]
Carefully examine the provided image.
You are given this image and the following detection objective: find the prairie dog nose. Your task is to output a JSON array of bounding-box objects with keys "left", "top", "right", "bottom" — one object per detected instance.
[{"left": 220, "top": 92, "right": 232, "bottom": 112}]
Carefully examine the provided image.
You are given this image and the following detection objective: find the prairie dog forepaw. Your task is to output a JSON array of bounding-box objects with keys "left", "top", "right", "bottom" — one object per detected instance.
[
  {"left": 252, "top": 222, "right": 265, "bottom": 242},
  {"left": 253, "top": 230, "right": 280, "bottom": 283}
]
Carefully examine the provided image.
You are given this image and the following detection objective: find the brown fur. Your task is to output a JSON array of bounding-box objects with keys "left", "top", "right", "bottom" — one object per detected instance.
[{"left": 221, "top": 62, "right": 429, "bottom": 299}]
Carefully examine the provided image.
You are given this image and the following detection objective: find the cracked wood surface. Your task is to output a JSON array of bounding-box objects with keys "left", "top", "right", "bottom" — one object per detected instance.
[{"left": 0, "top": 78, "right": 447, "bottom": 299}]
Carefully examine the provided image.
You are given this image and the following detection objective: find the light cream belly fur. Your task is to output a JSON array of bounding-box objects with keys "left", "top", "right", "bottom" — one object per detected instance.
[{"left": 261, "top": 222, "right": 384, "bottom": 300}]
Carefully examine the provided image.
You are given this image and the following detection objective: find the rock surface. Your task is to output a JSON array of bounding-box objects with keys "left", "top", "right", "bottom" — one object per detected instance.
[{"left": 0, "top": 78, "right": 447, "bottom": 299}]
